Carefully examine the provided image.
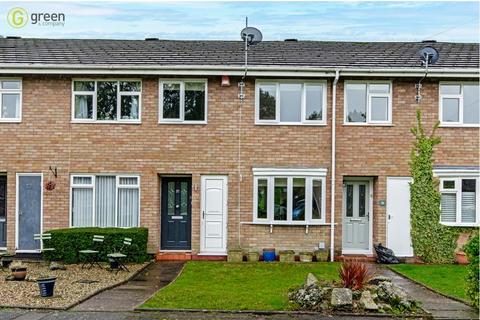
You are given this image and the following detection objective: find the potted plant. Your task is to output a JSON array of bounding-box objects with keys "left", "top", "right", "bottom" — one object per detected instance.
[
  {"left": 314, "top": 249, "right": 329, "bottom": 262},
  {"left": 10, "top": 261, "right": 27, "bottom": 280},
  {"left": 279, "top": 250, "right": 295, "bottom": 262},
  {"left": 455, "top": 250, "right": 469, "bottom": 265},
  {"left": 37, "top": 276, "right": 57, "bottom": 297},
  {"left": 108, "top": 257, "right": 119, "bottom": 270},
  {"left": 1, "top": 253, "right": 14, "bottom": 268}
]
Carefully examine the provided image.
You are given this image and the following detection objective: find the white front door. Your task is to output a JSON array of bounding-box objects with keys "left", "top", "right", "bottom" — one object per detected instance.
[
  {"left": 200, "top": 175, "right": 228, "bottom": 255},
  {"left": 387, "top": 177, "right": 414, "bottom": 257},
  {"left": 342, "top": 180, "right": 372, "bottom": 254}
]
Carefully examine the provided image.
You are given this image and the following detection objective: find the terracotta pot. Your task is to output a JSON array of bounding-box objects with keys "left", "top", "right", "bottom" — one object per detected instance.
[
  {"left": 456, "top": 251, "right": 469, "bottom": 265},
  {"left": 11, "top": 267, "right": 27, "bottom": 280}
]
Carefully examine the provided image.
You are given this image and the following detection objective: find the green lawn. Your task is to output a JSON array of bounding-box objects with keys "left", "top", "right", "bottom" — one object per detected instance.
[
  {"left": 142, "top": 261, "right": 339, "bottom": 310},
  {"left": 390, "top": 264, "right": 469, "bottom": 302}
]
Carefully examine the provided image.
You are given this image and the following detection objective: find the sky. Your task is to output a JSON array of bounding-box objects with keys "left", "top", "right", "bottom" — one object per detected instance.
[{"left": 1, "top": 1, "right": 479, "bottom": 42}]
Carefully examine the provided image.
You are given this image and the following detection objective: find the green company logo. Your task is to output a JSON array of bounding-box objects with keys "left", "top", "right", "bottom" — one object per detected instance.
[{"left": 8, "top": 7, "right": 28, "bottom": 28}]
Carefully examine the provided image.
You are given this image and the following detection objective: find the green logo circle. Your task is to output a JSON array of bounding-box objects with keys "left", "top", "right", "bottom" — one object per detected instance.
[{"left": 7, "top": 7, "right": 28, "bottom": 28}]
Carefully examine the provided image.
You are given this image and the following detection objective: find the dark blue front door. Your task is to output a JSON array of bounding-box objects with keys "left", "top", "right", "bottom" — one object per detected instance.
[
  {"left": 0, "top": 176, "right": 6, "bottom": 248},
  {"left": 18, "top": 175, "right": 42, "bottom": 251},
  {"left": 161, "top": 177, "right": 191, "bottom": 250}
]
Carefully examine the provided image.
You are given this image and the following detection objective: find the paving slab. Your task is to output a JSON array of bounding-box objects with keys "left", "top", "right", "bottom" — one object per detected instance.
[
  {"left": 375, "top": 266, "right": 479, "bottom": 320},
  {"left": 72, "top": 261, "right": 184, "bottom": 312}
]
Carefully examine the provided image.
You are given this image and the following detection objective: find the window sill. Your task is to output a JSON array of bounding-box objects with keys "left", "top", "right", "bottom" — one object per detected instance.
[
  {"left": 438, "top": 124, "right": 480, "bottom": 128},
  {"left": 158, "top": 121, "right": 207, "bottom": 125},
  {"left": 440, "top": 222, "right": 479, "bottom": 227},
  {"left": 0, "top": 119, "right": 21, "bottom": 123},
  {"left": 255, "top": 122, "right": 327, "bottom": 126},
  {"left": 71, "top": 120, "right": 142, "bottom": 124},
  {"left": 242, "top": 221, "right": 331, "bottom": 226},
  {"left": 342, "top": 123, "right": 393, "bottom": 127}
]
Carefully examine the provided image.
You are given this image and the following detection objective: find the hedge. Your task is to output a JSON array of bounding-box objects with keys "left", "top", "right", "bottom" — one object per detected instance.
[
  {"left": 43, "top": 227, "right": 149, "bottom": 264},
  {"left": 464, "top": 234, "right": 479, "bottom": 309}
]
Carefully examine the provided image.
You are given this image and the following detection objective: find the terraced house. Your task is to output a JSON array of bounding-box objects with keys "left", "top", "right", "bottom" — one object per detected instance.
[{"left": 0, "top": 37, "right": 478, "bottom": 260}]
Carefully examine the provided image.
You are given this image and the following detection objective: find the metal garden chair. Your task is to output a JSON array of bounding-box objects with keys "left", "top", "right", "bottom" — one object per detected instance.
[
  {"left": 79, "top": 235, "right": 104, "bottom": 269},
  {"left": 33, "top": 233, "right": 56, "bottom": 258},
  {"left": 107, "top": 237, "right": 131, "bottom": 273}
]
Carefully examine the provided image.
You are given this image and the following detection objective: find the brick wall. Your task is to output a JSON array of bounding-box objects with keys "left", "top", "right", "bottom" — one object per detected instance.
[{"left": 0, "top": 75, "right": 478, "bottom": 255}]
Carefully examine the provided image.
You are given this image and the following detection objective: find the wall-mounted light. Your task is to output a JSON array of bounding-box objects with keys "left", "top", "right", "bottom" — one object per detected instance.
[{"left": 221, "top": 75, "right": 230, "bottom": 87}]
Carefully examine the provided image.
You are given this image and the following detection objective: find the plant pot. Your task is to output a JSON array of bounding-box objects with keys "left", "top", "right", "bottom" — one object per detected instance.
[
  {"left": 299, "top": 251, "right": 313, "bottom": 262},
  {"left": 456, "top": 251, "right": 469, "bottom": 265},
  {"left": 279, "top": 250, "right": 295, "bottom": 262},
  {"left": 11, "top": 267, "right": 27, "bottom": 280},
  {"left": 227, "top": 249, "right": 243, "bottom": 262},
  {"left": 37, "top": 277, "right": 57, "bottom": 297},
  {"left": 109, "top": 258, "right": 119, "bottom": 269},
  {"left": 247, "top": 251, "right": 259, "bottom": 262},
  {"left": 262, "top": 248, "right": 276, "bottom": 262},
  {"left": 314, "top": 249, "right": 329, "bottom": 262},
  {"left": 1, "top": 256, "right": 14, "bottom": 268}
]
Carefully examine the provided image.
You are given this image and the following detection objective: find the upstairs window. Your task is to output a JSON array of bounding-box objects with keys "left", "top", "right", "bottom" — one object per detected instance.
[
  {"left": 439, "top": 176, "right": 479, "bottom": 226},
  {"left": 0, "top": 79, "right": 21, "bottom": 122},
  {"left": 345, "top": 82, "right": 392, "bottom": 124},
  {"left": 256, "top": 81, "right": 326, "bottom": 125},
  {"left": 72, "top": 80, "right": 141, "bottom": 122},
  {"left": 440, "top": 83, "right": 479, "bottom": 126},
  {"left": 253, "top": 168, "right": 327, "bottom": 224},
  {"left": 159, "top": 80, "right": 207, "bottom": 123}
]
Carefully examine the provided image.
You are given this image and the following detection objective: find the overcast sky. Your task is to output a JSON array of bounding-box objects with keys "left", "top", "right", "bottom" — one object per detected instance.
[{"left": 1, "top": 1, "right": 479, "bottom": 42}]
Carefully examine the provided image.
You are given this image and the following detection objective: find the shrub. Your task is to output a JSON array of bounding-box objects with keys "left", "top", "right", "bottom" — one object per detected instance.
[
  {"left": 339, "top": 260, "right": 373, "bottom": 290},
  {"left": 410, "top": 109, "right": 458, "bottom": 263},
  {"left": 464, "top": 234, "right": 479, "bottom": 308},
  {"left": 43, "top": 227, "right": 149, "bottom": 264}
]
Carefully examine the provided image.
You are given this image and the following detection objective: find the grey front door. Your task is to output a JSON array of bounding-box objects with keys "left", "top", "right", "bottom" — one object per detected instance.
[
  {"left": 17, "top": 175, "right": 42, "bottom": 251},
  {"left": 342, "top": 181, "right": 370, "bottom": 252},
  {"left": 0, "top": 176, "right": 6, "bottom": 248}
]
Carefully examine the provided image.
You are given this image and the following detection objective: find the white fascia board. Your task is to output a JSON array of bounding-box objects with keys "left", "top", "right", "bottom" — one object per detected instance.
[
  {"left": 0, "top": 64, "right": 478, "bottom": 78},
  {"left": 433, "top": 168, "right": 480, "bottom": 177}
]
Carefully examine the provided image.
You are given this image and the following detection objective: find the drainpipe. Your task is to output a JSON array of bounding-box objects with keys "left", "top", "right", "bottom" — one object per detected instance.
[{"left": 330, "top": 69, "right": 340, "bottom": 262}]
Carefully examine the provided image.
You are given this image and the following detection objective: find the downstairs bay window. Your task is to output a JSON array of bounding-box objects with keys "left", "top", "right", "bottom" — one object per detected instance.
[
  {"left": 253, "top": 168, "right": 327, "bottom": 224},
  {"left": 71, "top": 175, "right": 140, "bottom": 228},
  {"left": 439, "top": 177, "right": 479, "bottom": 226}
]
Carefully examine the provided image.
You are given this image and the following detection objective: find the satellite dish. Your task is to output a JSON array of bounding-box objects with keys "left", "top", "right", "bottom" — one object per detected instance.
[
  {"left": 241, "top": 27, "right": 263, "bottom": 45},
  {"left": 418, "top": 46, "right": 439, "bottom": 65}
]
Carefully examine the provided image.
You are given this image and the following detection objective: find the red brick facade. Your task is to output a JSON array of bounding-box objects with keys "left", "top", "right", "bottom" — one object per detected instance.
[{"left": 1, "top": 75, "right": 478, "bottom": 256}]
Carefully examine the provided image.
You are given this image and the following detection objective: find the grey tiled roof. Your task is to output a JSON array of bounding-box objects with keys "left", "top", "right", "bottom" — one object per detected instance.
[{"left": 0, "top": 38, "right": 478, "bottom": 69}]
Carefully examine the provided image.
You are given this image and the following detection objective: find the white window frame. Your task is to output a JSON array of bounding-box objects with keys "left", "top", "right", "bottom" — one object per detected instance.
[
  {"left": 252, "top": 168, "right": 327, "bottom": 225},
  {"left": 434, "top": 168, "right": 480, "bottom": 227},
  {"left": 71, "top": 79, "right": 142, "bottom": 124},
  {"left": 344, "top": 80, "right": 393, "bottom": 125},
  {"left": 255, "top": 80, "right": 327, "bottom": 125},
  {"left": 69, "top": 174, "right": 141, "bottom": 228},
  {"left": 0, "top": 78, "right": 22, "bottom": 123},
  {"left": 159, "top": 79, "right": 208, "bottom": 124},
  {"left": 439, "top": 82, "right": 480, "bottom": 127}
]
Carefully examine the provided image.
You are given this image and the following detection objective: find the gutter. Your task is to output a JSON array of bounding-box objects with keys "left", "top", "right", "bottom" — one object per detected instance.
[
  {"left": 0, "top": 64, "right": 477, "bottom": 78},
  {"left": 330, "top": 69, "right": 340, "bottom": 262}
]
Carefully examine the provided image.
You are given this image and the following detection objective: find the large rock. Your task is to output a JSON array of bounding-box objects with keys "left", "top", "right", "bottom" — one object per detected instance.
[
  {"left": 359, "top": 290, "right": 378, "bottom": 310},
  {"left": 305, "top": 273, "right": 318, "bottom": 286},
  {"left": 376, "top": 281, "right": 413, "bottom": 309},
  {"left": 289, "top": 283, "right": 327, "bottom": 311},
  {"left": 331, "top": 288, "right": 352, "bottom": 309},
  {"left": 49, "top": 261, "right": 66, "bottom": 271}
]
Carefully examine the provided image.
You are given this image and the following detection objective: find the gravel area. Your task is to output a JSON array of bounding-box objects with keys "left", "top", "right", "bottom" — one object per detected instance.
[{"left": 0, "top": 261, "right": 149, "bottom": 309}]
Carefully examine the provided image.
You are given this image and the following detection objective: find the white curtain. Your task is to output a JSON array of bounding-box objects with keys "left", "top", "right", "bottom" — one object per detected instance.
[
  {"left": 95, "top": 176, "right": 116, "bottom": 227},
  {"left": 118, "top": 188, "right": 139, "bottom": 227},
  {"left": 72, "top": 188, "right": 93, "bottom": 227},
  {"left": 75, "top": 95, "right": 89, "bottom": 119}
]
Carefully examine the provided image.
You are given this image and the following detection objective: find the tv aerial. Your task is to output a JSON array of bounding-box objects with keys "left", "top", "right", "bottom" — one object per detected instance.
[
  {"left": 238, "top": 17, "right": 263, "bottom": 100},
  {"left": 416, "top": 45, "right": 439, "bottom": 103}
]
